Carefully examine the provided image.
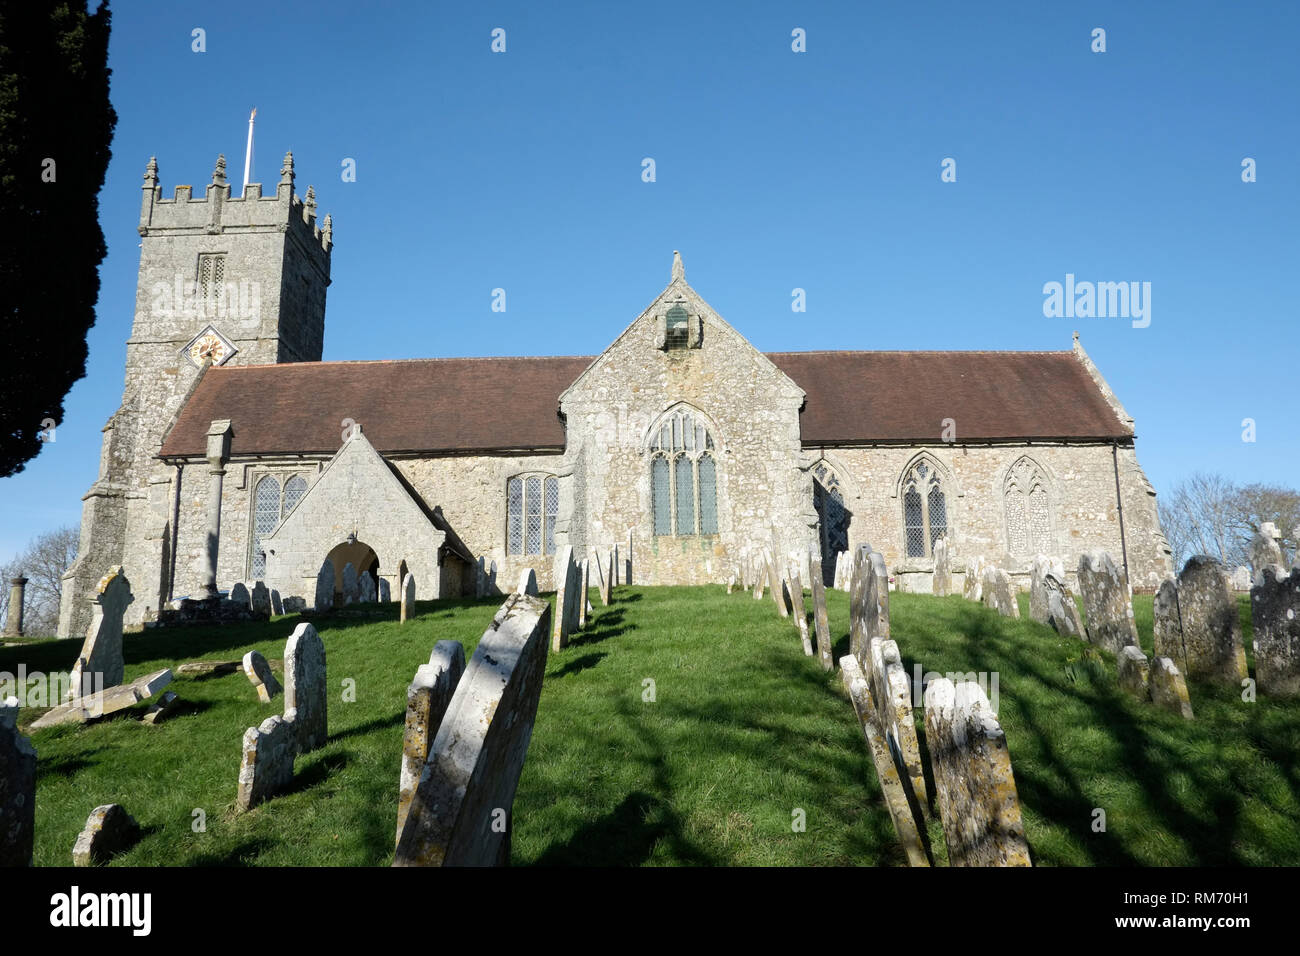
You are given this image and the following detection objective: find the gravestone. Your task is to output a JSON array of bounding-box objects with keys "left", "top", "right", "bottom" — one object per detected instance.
[
  {"left": 870, "top": 637, "right": 928, "bottom": 808},
  {"left": 1029, "top": 555, "right": 1083, "bottom": 637},
  {"left": 378, "top": 578, "right": 391, "bottom": 603},
  {"left": 488, "top": 559, "right": 498, "bottom": 594},
  {"left": 283, "top": 595, "right": 308, "bottom": 613},
  {"left": 767, "top": 552, "right": 788, "bottom": 618},
  {"left": 932, "top": 537, "right": 952, "bottom": 596},
  {"left": 358, "top": 573, "right": 376, "bottom": 603},
  {"left": 397, "top": 640, "right": 465, "bottom": 843},
  {"left": 1250, "top": 566, "right": 1300, "bottom": 697},
  {"left": 236, "top": 714, "right": 297, "bottom": 811},
  {"left": 1076, "top": 550, "right": 1139, "bottom": 654},
  {"left": 849, "top": 544, "right": 873, "bottom": 663},
  {"left": 751, "top": 555, "right": 765, "bottom": 599},
  {"left": 980, "top": 566, "right": 1020, "bottom": 618},
  {"left": 242, "top": 650, "right": 281, "bottom": 703},
  {"left": 612, "top": 545, "right": 621, "bottom": 586},
  {"left": 1117, "top": 646, "right": 1151, "bottom": 701},
  {"left": 787, "top": 560, "right": 812, "bottom": 656},
  {"left": 963, "top": 556, "right": 985, "bottom": 602},
  {"left": 474, "top": 557, "right": 486, "bottom": 598},
  {"left": 1150, "top": 657, "right": 1194, "bottom": 719},
  {"left": 1230, "top": 566, "right": 1252, "bottom": 591},
  {"left": 251, "top": 581, "right": 272, "bottom": 616},
  {"left": 578, "top": 560, "right": 589, "bottom": 628},
  {"left": 400, "top": 573, "right": 415, "bottom": 623},
  {"left": 1152, "top": 578, "right": 1186, "bottom": 671},
  {"left": 516, "top": 567, "right": 538, "bottom": 596},
  {"left": 809, "top": 554, "right": 833, "bottom": 672},
  {"left": 0, "top": 697, "right": 36, "bottom": 866},
  {"left": 31, "top": 669, "right": 173, "bottom": 729},
  {"left": 552, "top": 545, "right": 578, "bottom": 651},
  {"left": 142, "top": 690, "right": 180, "bottom": 725},
  {"left": 72, "top": 804, "right": 140, "bottom": 866},
  {"left": 229, "top": 582, "right": 251, "bottom": 609},
  {"left": 395, "top": 593, "right": 550, "bottom": 866},
  {"left": 604, "top": 549, "right": 614, "bottom": 606},
  {"left": 68, "top": 567, "right": 133, "bottom": 699},
  {"left": 1249, "top": 523, "right": 1285, "bottom": 585},
  {"left": 314, "top": 559, "right": 335, "bottom": 612},
  {"left": 285, "top": 622, "right": 327, "bottom": 752},
  {"left": 839, "top": 548, "right": 855, "bottom": 593},
  {"left": 841, "top": 657, "right": 929, "bottom": 866},
  {"left": 924, "top": 678, "right": 1031, "bottom": 867},
  {"left": 1177, "top": 555, "right": 1247, "bottom": 686},
  {"left": 270, "top": 588, "right": 284, "bottom": 616},
  {"left": 342, "top": 563, "right": 359, "bottom": 605}
]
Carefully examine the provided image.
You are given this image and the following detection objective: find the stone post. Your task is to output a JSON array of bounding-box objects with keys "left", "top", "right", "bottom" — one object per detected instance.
[
  {"left": 200, "top": 420, "right": 233, "bottom": 598},
  {"left": 3, "top": 577, "right": 28, "bottom": 637}
]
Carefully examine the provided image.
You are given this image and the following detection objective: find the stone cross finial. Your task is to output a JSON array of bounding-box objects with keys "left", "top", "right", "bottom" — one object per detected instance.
[
  {"left": 671, "top": 250, "right": 685, "bottom": 282},
  {"left": 280, "top": 151, "right": 295, "bottom": 185},
  {"left": 143, "top": 156, "right": 158, "bottom": 186},
  {"left": 212, "top": 154, "right": 227, "bottom": 186}
]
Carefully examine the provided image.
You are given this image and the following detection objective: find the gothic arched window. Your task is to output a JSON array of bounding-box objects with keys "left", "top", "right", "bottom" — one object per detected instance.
[
  {"left": 1004, "top": 457, "right": 1051, "bottom": 558},
  {"left": 813, "top": 462, "right": 850, "bottom": 579},
  {"left": 507, "top": 474, "right": 559, "bottom": 556},
  {"left": 649, "top": 408, "right": 718, "bottom": 536},
  {"left": 282, "top": 475, "right": 308, "bottom": 515},
  {"left": 901, "top": 459, "right": 948, "bottom": 559},
  {"left": 251, "top": 475, "right": 281, "bottom": 579}
]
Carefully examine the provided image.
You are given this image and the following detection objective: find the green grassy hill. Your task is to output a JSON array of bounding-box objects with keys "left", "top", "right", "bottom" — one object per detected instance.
[{"left": 4, "top": 586, "right": 1298, "bottom": 866}]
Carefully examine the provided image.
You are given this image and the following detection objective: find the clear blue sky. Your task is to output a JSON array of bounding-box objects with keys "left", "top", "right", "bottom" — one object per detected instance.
[{"left": 3, "top": 0, "right": 1297, "bottom": 563}]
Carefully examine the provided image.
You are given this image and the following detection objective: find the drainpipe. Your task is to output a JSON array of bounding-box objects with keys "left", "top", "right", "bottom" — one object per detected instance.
[
  {"left": 1112, "top": 441, "right": 1129, "bottom": 582},
  {"left": 168, "top": 463, "right": 183, "bottom": 602}
]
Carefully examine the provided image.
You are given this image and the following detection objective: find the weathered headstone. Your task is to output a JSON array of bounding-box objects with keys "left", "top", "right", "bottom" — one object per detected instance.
[
  {"left": 242, "top": 650, "right": 281, "bottom": 703},
  {"left": 552, "top": 545, "right": 578, "bottom": 651},
  {"left": 285, "top": 622, "right": 327, "bottom": 752},
  {"left": 229, "top": 581, "right": 251, "bottom": 609},
  {"left": 516, "top": 567, "right": 538, "bottom": 596},
  {"left": 924, "top": 679, "right": 1031, "bottom": 867},
  {"left": 378, "top": 578, "right": 391, "bottom": 603},
  {"left": 1117, "top": 646, "right": 1151, "bottom": 701},
  {"left": 604, "top": 549, "right": 614, "bottom": 605},
  {"left": 809, "top": 554, "right": 833, "bottom": 672},
  {"left": 578, "top": 560, "right": 589, "bottom": 628},
  {"left": 1230, "top": 566, "right": 1252, "bottom": 592},
  {"left": 400, "top": 573, "right": 415, "bottom": 623},
  {"left": 68, "top": 567, "right": 133, "bottom": 699},
  {"left": 980, "top": 566, "right": 1020, "bottom": 618},
  {"left": 870, "top": 637, "right": 928, "bottom": 808},
  {"left": 841, "top": 657, "right": 930, "bottom": 867},
  {"left": 270, "top": 588, "right": 284, "bottom": 616},
  {"left": 1077, "top": 550, "right": 1139, "bottom": 654},
  {"left": 251, "top": 581, "right": 272, "bottom": 616},
  {"left": 236, "top": 714, "right": 297, "bottom": 811},
  {"left": 963, "top": 556, "right": 985, "bottom": 602},
  {"left": 840, "top": 548, "right": 856, "bottom": 593},
  {"left": 142, "top": 690, "right": 180, "bottom": 725},
  {"left": 1249, "top": 522, "right": 1286, "bottom": 585},
  {"left": 397, "top": 640, "right": 466, "bottom": 843},
  {"left": 766, "top": 552, "right": 788, "bottom": 618},
  {"left": 72, "top": 804, "right": 140, "bottom": 866},
  {"left": 751, "top": 556, "right": 765, "bottom": 599},
  {"left": 342, "top": 563, "right": 359, "bottom": 605},
  {"left": 1029, "top": 555, "right": 1083, "bottom": 637},
  {"left": 0, "top": 697, "right": 36, "bottom": 866},
  {"left": 1152, "top": 578, "right": 1186, "bottom": 671},
  {"left": 787, "top": 560, "right": 812, "bottom": 656},
  {"left": 314, "top": 558, "right": 335, "bottom": 612},
  {"left": 283, "top": 595, "right": 308, "bottom": 613},
  {"left": 612, "top": 544, "right": 621, "bottom": 586},
  {"left": 31, "top": 669, "right": 173, "bottom": 729},
  {"left": 358, "top": 573, "right": 376, "bottom": 603},
  {"left": 1250, "top": 566, "right": 1300, "bottom": 698},
  {"left": 1177, "top": 555, "right": 1247, "bottom": 686},
  {"left": 849, "top": 544, "right": 873, "bottom": 663},
  {"left": 395, "top": 593, "right": 550, "bottom": 866},
  {"left": 1150, "top": 657, "right": 1194, "bottom": 719},
  {"left": 932, "top": 537, "right": 952, "bottom": 596}
]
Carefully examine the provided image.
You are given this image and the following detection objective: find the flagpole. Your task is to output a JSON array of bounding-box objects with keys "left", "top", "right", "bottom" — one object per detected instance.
[{"left": 242, "top": 107, "right": 256, "bottom": 195}]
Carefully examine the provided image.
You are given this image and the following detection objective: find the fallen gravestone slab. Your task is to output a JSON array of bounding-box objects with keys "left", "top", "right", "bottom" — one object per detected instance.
[
  {"left": 397, "top": 640, "right": 466, "bottom": 844},
  {"left": 143, "top": 691, "right": 180, "bottom": 725},
  {"left": 31, "top": 669, "right": 174, "bottom": 730},
  {"left": 242, "top": 650, "right": 281, "bottom": 703},
  {"left": 177, "top": 659, "right": 243, "bottom": 675},
  {"left": 72, "top": 804, "right": 141, "bottom": 866}
]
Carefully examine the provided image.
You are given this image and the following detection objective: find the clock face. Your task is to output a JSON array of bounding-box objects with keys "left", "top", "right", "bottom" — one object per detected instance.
[{"left": 181, "top": 325, "right": 236, "bottom": 368}]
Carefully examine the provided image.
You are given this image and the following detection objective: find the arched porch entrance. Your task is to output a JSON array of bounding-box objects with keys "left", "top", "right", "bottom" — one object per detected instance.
[{"left": 325, "top": 539, "right": 379, "bottom": 602}]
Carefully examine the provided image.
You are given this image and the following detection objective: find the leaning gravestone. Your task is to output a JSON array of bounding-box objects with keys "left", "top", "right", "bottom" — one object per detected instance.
[
  {"left": 251, "top": 581, "right": 272, "bottom": 616},
  {"left": 963, "top": 556, "right": 985, "bottom": 602},
  {"left": 342, "top": 563, "right": 360, "bottom": 605},
  {"left": 243, "top": 650, "right": 281, "bottom": 703},
  {"left": 400, "top": 573, "right": 416, "bottom": 624},
  {"left": 269, "top": 587, "right": 284, "bottom": 616},
  {"left": 358, "top": 573, "right": 376, "bottom": 603},
  {"left": 72, "top": 804, "right": 140, "bottom": 866},
  {"left": 314, "top": 558, "right": 335, "bottom": 612},
  {"left": 870, "top": 637, "right": 928, "bottom": 808},
  {"left": 849, "top": 544, "right": 874, "bottom": 663},
  {"left": 809, "top": 554, "right": 834, "bottom": 672},
  {"left": 285, "top": 622, "right": 327, "bottom": 752},
  {"left": 924, "top": 679, "right": 1031, "bottom": 867},
  {"left": 516, "top": 567, "right": 538, "bottom": 596},
  {"left": 236, "top": 714, "right": 297, "bottom": 811},
  {"left": 766, "top": 551, "right": 789, "bottom": 618},
  {"left": 68, "top": 567, "right": 133, "bottom": 699},
  {"left": 578, "top": 559, "right": 589, "bottom": 628},
  {"left": 1029, "top": 555, "right": 1084, "bottom": 637},
  {"left": 1152, "top": 578, "right": 1186, "bottom": 672},
  {"left": 1077, "top": 550, "right": 1139, "bottom": 654},
  {"left": 1250, "top": 566, "right": 1300, "bottom": 698},
  {"left": 378, "top": 578, "right": 391, "bottom": 603},
  {"left": 229, "top": 582, "right": 251, "bottom": 609},
  {"left": 0, "top": 697, "right": 36, "bottom": 867},
  {"left": 1249, "top": 523, "right": 1286, "bottom": 585},
  {"left": 397, "top": 640, "right": 466, "bottom": 843},
  {"left": 1176, "top": 555, "right": 1247, "bottom": 686},
  {"left": 1150, "top": 657, "right": 1194, "bottom": 719},
  {"left": 787, "top": 560, "right": 812, "bottom": 656},
  {"left": 981, "top": 566, "right": 1020, "bottom": 618},
  {"left": 932, "top": 537, "right": 952, "bottom": 596},
  {"left": 394, "top": 593, "right": 551, "bottom": 866},
  {"left": 1117, "top": 646, "right": 1151, "bottom": 701}
]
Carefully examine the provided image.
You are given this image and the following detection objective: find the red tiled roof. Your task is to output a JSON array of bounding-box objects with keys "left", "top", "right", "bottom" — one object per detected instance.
[{"left": 158, "top": 350, "right": 1129, "bottom": 459}]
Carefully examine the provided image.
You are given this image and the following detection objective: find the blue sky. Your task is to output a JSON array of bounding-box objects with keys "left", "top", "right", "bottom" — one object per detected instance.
[{"left": 3, "top": 0, "right": 1297, "bottom": 563}]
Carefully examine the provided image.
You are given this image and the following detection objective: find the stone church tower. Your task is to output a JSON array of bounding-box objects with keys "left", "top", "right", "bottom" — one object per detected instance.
[{"left": 58, "top": 153, "right": 332, "bottom": 636}]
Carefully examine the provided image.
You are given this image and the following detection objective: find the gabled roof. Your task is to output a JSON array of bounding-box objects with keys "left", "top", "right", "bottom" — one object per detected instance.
[{"left": 158, "top": 348, "right": 1130, "bottom": 460}]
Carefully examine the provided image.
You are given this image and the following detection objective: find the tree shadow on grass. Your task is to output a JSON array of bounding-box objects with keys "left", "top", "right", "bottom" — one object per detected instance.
[
  {"left": 533, "top": 791, "right": 679, "bottom": 866},
  {"left": 284, "top": 751, "right": 351, "bottom": 796},
  {"left": 188, "top": 838, "right": 277, "bottom": 867},
  {"left": 550, "top": 653, "right": 606, "bottom": 680},
  {"left": 329, "top": 711, "right": 403, "bottom": 744}
]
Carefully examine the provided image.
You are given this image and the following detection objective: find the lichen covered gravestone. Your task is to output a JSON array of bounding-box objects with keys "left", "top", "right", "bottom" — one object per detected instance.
[
  {"left": 358, "top": 573, "right": 376, "bottom": 603},
  {"left": 284, "top": 622, "right": 327, "bottom": 752},
  {"left": 516, "top": 567, "right": 538, "bottom": 596},
  {"left": 68, "top": 567, "right": 133, "bottom": 699},
  {"left": 400, "top": 573, "right": 415, "bottom": 624},
  {"left": 1152, "top": 578, "right": 1186, "bottom": 672},
  {"left": 1249, "top": 523, "right": 1286, "bottom": 585},
  {"left": 1150, "top": 657, "right": 1194, "bottom": 719},
  {"left": 924, "top": 679, "right": 1031, "bottom": 867},
  {"left": 342, "top": 563, "right": 359, "bottom": 605},
  {"left": 242, "top": 650, "right": 281, "bottom": 703},
  {"left": 870, "top": 637, "right": 928, "bottom": 808},
  {"left": 236, "top": 714, "right": 297, "bottom": 811},
  {"left": 787, "top": 560, "right": 812, "bottom": 656},
  {"left": 1117, "top": 646, "right": 1151, "bottom": 701},
  {"left": 251, "top": 581, "right": 272, "bottom": 616},
  {"left": 1251, "top": 566, "right": 1300, "bottom": 697},
  {"left": 314, "top": 558, "right": 335, "bottom": 612},
  {"left": 980, "top": 566, "right": 1020, "bottom": 618},
  {"left": 964, "top": 556, "right": 985, "bottom": 602},
  {"left": 229, "top": 582, "right": 251, "bottom": 609},
  {"left": 1176, "top": 556, "right": 1247, "bottom": 687},
  {"left": 1076, "top": 550, "right": 1138, "bottom": 654},
  {"left": 0, "top": 697, "right": 36, "bottom": 866},
  {"left": 1029, "top": 555, "right": 1083, "bottom": 637},
  {"left": 397, "top": 640, "right": 465, "bottom": 843},
  {"left": 72, "top": 804, "right": 140, "bottom": 866},
  {"left": 552, "top": 545, "right": 578, "bottom": 651},
  {"left": 932, "top": 537, "right": 952, "bottom": 596},
  {"left": 809, "top": 554, "right": 833, "bottom": 672},
  {"left": 395, "top": 593, "right": 551, "bottom": 866}
]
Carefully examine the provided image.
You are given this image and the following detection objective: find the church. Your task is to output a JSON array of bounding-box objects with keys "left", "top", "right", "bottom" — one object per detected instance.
[{"left": 58, "top": 154, "right": 1172, "bottom": 636}]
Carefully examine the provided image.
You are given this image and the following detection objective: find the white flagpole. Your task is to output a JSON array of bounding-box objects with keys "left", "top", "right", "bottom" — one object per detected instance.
[{"left": 242, "top": 107, "right": 256, "bottom": 194}]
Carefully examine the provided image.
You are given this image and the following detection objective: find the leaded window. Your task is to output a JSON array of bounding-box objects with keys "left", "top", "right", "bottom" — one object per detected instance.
[
  {"left": 901, "top": 459, "right": 948, "bottom": 559},
  {"left": 249, "top": 472, "right": 310, "bottom": 578},
  {"left": 283, "top": 475, "right": 308, "bottom": 515},
  {"left": 1005, "top": 457, "right": 1051, "bottom": 558},
  {"left": 665, "top": 304, "right": 690, "bottom": 350},
  {"left": 507, "top": 473, "right": 559, "bottom": 556},
  {"left": 649, "top": 408, "right": 718, "bottom": 536},
  {"left": 813, "top": 462, "right": 850, "bottom": 583}
]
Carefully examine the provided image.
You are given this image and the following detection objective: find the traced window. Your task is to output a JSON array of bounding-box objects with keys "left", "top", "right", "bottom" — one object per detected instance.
[
  {"left": 250, "top": 472, "right": 311, "bottom": 578},
  {"left": 813, "top": 462, "right": 850, "bottom": 581},
  {"left": 901, "top": 459, "right": 949, "bottom": 559},
  {"left": 649, "top": 407, "right": 718, "bottom": 536},
  {"left": 507, "top": 473, "right": 559, "bottom": 556},
  {"left": 1004, "top": 457, "right": 1051, "bottom": 558}
]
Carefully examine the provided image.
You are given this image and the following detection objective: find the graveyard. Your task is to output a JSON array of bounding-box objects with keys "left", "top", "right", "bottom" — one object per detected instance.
[{"left": 4, "top": 575, "right": 1298, "bottom": 867}]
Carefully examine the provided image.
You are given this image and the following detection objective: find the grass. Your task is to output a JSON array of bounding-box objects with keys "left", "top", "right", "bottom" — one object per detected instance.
[{"left": 4, "top": 585, "right": 1298, "bottom": 866}]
